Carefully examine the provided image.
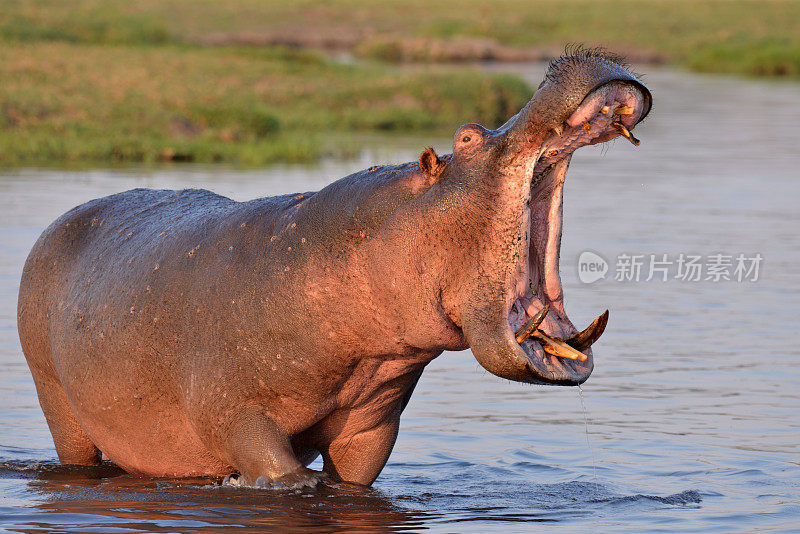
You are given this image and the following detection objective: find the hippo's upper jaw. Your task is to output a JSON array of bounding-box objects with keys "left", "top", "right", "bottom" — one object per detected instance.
[{"left": 449, "top": 51, "right": 652, "bottom": 386}]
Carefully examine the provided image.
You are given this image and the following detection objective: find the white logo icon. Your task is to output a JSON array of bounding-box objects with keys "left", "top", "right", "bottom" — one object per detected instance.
[{"left": 578, "top": 251, "right": 608, "bottom": 284}]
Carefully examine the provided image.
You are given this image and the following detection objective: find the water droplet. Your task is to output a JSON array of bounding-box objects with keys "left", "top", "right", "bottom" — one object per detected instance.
[{"left": 578, "top": 385, "right": 599, "bottom": 494}]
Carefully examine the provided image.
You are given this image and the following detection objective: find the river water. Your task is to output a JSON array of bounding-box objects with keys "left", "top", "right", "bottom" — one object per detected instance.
[{"left": 1, "top": 65, "right": 798, "bottom": 532}]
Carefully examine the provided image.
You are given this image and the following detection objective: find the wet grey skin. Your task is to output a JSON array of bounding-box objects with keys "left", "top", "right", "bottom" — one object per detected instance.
[{"left": 17, "top": 50, "right": 651, "bottom": 489}]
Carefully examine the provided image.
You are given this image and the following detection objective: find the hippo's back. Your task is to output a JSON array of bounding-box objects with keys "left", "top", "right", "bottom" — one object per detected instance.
[
  {"left": 17, "top": 186, "right": 316, "bottom": 359},
  {"left": 15, "top": 187, "right": 304, "bottom": 475},
  {"left": 18, "top": 188, "right": 233, "bottom": 376}
]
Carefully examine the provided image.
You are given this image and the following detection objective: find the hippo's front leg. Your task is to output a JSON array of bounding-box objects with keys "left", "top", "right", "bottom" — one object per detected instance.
[
  {"left": 221, "top": 405, "right": 327, "bottom": 489},
  {"left": 318, "top": 409, "right": 402, "bottom": 486},
  {"left": 315, "top": 368, "right": 424, "bottom": 485}
]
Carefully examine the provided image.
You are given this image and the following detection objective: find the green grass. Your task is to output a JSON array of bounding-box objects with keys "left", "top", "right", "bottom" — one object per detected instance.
[
  {"left": 1, "top": 0, "right": 798, "bottom": 166},
  {"left": 687, "top": 37, "right": 800, "bottom": 77},
  {"left": 0, "top": 43, "right": 531, "bottom": 165},
  {"left": 1, "top": 0, "right": 799, "bottom": 77}
]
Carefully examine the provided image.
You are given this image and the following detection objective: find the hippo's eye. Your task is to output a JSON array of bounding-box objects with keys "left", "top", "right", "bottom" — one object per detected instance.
[{"left": 462, "top": 136, "right": 471, "bottom": 143}]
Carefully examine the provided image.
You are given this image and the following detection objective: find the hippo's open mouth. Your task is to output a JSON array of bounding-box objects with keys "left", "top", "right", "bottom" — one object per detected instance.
[{"left": 506, "top": 78, "right": 650, "bottom": 385}]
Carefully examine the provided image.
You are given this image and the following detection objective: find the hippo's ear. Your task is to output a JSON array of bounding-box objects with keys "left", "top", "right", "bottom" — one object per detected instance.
[{"left": 419, "top": 147, "right": 444, "bottom": 180}]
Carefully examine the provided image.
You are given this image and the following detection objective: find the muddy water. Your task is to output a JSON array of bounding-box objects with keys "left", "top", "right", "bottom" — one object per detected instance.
[{"left": 1, "top": 66, "right": 799, "bottom": 532}]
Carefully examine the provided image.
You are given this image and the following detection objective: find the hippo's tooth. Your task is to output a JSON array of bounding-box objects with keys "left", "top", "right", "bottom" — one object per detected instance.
[
  {"left": 600, "top": 105, "right": 610, "bottom": 115},
  {"left": 566, "top": 310, "right": 609, "bottom": 351},
  {"left": 611, "top": 122, "right": 641, "bottom": 147},
  {"left": 532, "top": 331, "right": 588, "bottom": 362},
  {"left": 583, "top": 122, "right": 591, "bottom": 133},
  {"left": 515, "top": 304, "right": 550, "bottom": 344},
  {"left": 613, "top": 105, "right": 634, "bottom": 115},
  {"left": 552, "top": 125, "right": 564, "bottom": 137}
]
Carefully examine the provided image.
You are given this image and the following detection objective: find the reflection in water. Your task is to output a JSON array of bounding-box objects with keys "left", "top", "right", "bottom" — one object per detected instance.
[
  {"left": 1, "top": 460, "right": 706, "bottom": 532},
  {"left": 4, "top": 462, "right": 433, "bottom": 533},
  {"left": 1, "top": 65, "right": 800, "bottom": 532}
]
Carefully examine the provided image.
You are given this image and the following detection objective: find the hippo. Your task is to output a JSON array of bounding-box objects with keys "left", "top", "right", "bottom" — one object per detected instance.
[{"left": 18, "top": 50, "right": 651, "bottom": 488}]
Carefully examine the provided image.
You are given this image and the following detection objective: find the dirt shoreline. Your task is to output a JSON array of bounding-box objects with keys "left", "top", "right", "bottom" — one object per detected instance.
[{"left": 195, "top": 32, "right": 667, "bottom": 65}]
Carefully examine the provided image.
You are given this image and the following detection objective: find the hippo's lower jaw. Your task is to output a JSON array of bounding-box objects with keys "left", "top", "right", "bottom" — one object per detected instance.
[{"left": 486, "top": 78, "right": 650, "bottom": 386}]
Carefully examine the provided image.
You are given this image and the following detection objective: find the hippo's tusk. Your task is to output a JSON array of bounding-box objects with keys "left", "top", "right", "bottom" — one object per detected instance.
[
  {"left": 611, "top": 122, "right": 640, "bottom": 146},
  {"left": 515, "top": 304, "right": 550, "bottom": 344},
  {"left": 613, "top": 105, "right": 634, "bottom": 115},
  {"left": 600, "top": 105, "right": 610, "bottom": 115},
  {"left": 566, "top": 310, "right": 609, "bottom": 351},
  {"left": 514, "top": 304, "right": 588, "bottom": 361},
  {"left": 533, "top": 331, "right": 589, "bottom": 362}
]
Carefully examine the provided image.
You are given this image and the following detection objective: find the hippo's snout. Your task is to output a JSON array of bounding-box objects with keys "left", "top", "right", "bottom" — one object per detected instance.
[
  {"left": 529, "top": 78, "right": 650, "bottom": 181},
  {"left": 498, "top": 50, "right": 652, "bottom": 153}
]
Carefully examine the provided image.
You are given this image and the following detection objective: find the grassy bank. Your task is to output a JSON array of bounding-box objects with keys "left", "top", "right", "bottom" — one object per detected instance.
[
  {"left": 2, "top": 0, "right": 799, "bottom": 77},
  {"left": 0, "top": 43, "right": 530, "bottom": 165},
  {"left": 1, "top": 0, "right": 797, "bottom": 166}
]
